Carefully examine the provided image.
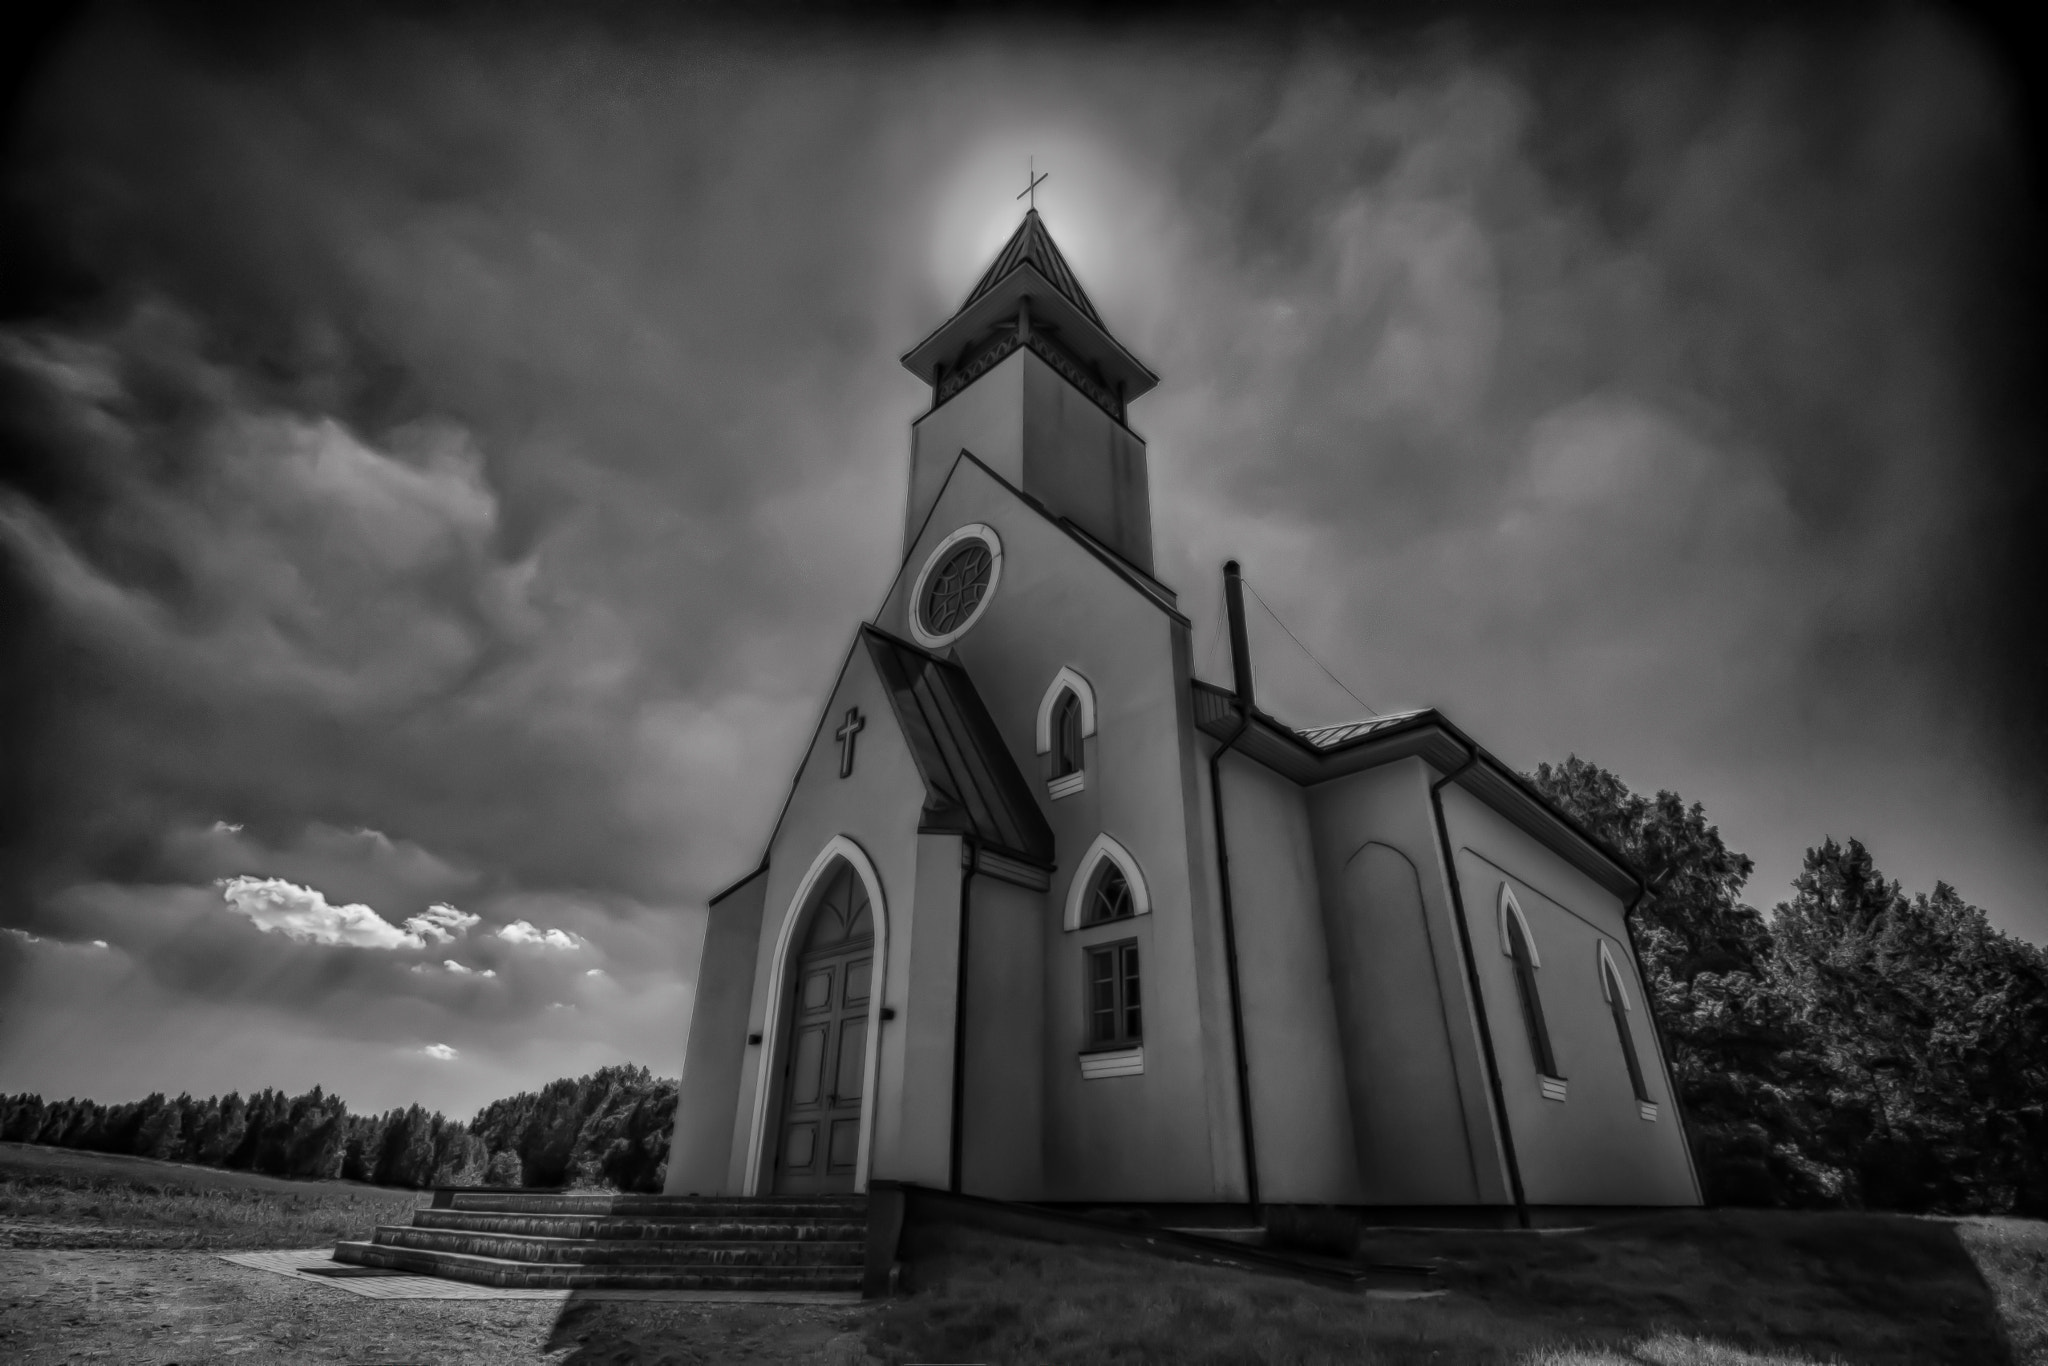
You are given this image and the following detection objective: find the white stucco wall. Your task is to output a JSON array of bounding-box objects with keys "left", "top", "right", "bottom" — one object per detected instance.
[
  {"left": 1307, "top": 758, "right": 1509, "bottom": 1206},
  {"left": 1210, "top": 750, "right": 1364, "bottom": 1202},
  {"left": 1439, "top": 782, "right": 1701, "bottom": 1207},
  {"left": 664, "top": 872, "right": 766, "bottom": 1195}
]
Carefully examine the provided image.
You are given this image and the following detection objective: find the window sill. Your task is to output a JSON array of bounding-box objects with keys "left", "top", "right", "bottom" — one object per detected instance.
[
  {"left": 1048, "top": 771, "right": 1086, "bottom": 800},
  {"left": 1538, "top": 1076, "right": 1568, "bottom": 1103},
  {"left": 1079, "top": 1046, "right": 1143, "bottom": 1079},
  {"left": 1637, "top": 1100, "right": 1659, "bottom": 1122}
]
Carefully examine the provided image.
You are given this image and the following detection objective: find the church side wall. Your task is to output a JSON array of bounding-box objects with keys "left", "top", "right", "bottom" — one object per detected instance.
[
  {"left": 906, "top": 354, "right": 1025, "bottom": 557},
  {"left": 961, "top": 872, "right": 1046, "bottom": 1200},
  {"left": 1211, "top": 751, "right": 1364, "bottom": 1202},
  {"left": 663, "top": 873, "right": 766, "bottom": 1195},
  {"left": 724, "top": 651, "right": 934, "bottom": 1195},
  {"left": 1020, "top": 352, "right": 1154, "bottom": 573},
  {"left": 1439, "top": 784, "right": 1702, "bottom": 1207},
  {"left": 1307, "top": 759, "right": 1509, "bottom": 1206}
]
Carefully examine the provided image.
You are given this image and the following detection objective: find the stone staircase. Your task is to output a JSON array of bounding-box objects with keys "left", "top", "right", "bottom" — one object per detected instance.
[{"left": 332, "top": 1191, "right": 868, "bottom": 1292}]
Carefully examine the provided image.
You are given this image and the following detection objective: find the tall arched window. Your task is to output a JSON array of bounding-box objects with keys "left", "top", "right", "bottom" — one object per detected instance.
[
  {"left": 1035, "top": 667, "right": 1096, "bottom": 799},
  {"left": 1600, "top": 944, "right": 1651, "bottom": 1107},
  {"left": 1500, "top": 886, "right": 1559, "bottom": 1082},
  {"left": 1053, "top": 690, "right": 1084, "bottom": 779}
]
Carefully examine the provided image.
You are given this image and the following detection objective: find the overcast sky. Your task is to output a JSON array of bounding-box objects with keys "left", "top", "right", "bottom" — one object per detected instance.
[{"left": 1, "top": 5, "right": 2039, "bottom": 1119}]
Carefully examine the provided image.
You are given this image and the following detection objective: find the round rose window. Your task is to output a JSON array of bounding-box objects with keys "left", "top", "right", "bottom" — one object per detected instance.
[{"left": 911, "top": 525, "right": 1002, "bottom": 647}]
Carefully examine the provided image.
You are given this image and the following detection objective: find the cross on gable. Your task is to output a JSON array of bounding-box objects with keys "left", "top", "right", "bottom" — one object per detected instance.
[{"left": 834, "top": 707, "right": 864, "bottom": 779}]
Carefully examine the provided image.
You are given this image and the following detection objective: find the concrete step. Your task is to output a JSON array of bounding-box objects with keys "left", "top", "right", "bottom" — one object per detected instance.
[
  {"left": 332, "top": 1240, "right": 863, "bottom": 1292},
  {"left": 436, "top": 1192, "right": 866, "bottom": 1218},
  {"left": 371, "top": 1225, "right": 866, "bottom": 1267},
  {"left": 409, "top": 1208, "right": 866, "bottom": 1242}
]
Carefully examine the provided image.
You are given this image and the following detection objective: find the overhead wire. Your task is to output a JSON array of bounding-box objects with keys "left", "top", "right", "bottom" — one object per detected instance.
[{"left": 1240, "top": 576, "right": 1381, "bottom": 718}]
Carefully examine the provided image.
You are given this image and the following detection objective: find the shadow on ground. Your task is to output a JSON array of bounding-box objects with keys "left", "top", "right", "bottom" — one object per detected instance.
[{"left": 541, "top": 1293, "right": 871, "bottom": 1366}]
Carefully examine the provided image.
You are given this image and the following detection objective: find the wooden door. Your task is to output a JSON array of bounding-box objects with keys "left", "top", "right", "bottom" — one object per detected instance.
[{"left": 774, "top": 863, "right": 873, "bottom": 1194}]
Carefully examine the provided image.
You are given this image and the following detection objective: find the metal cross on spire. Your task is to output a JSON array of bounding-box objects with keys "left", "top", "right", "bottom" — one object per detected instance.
[{"left": 1017, "top": 156, "right": 1048, "bottom": 211}]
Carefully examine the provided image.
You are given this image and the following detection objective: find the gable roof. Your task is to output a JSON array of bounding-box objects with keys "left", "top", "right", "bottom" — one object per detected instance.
[
  {"left": 862, "top": 625, "right": 1055, "bottom": 867},
  {"left": 962, "top": 209, "right": 1103, "bottom": 325},
  {"left": 1191, "top": 681, "right": 1642, "bottom": 900}
]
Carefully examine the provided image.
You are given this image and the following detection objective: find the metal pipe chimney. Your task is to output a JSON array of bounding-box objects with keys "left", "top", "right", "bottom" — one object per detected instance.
[{"left": 1223, "top": 559, "right": 1254, "bottom": 710}]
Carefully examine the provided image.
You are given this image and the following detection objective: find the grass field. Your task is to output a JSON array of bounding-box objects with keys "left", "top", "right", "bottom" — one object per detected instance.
[
  {"left": 0, "top": 1141, "right": 424, "bottom": 1250},
  {"left": 4, "top": 1141, "right": 2043, "bottom": 1364},
  {"left": 870, "top": 1209, "right": 2043, "bottom": 1366}
]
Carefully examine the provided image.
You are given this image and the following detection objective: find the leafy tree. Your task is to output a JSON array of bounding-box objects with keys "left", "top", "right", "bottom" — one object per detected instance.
[{"left": 1530, "top": 757, "right": 1834, "bottom": 1205}]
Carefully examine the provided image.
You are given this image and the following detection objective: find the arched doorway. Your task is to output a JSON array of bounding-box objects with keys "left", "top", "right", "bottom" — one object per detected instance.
[{"left": 772, "top": 859, "right": 873, "bottom": 1195}]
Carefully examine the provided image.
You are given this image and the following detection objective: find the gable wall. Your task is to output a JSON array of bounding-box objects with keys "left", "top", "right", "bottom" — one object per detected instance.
[
  {"left": 881, "top": 461, "right": 1225, "bottom": 1201},
  {"left": 725, "top": 647, "right": 952, "bottom": 1194},
  {"left": 1439, "top": 783, "right": 1701, "bottom": 1206}
]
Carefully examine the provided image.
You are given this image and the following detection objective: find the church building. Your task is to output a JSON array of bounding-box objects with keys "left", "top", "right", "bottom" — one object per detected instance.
[{"left": 663, "top": 210, "right": 1703, "bottom": 1218}]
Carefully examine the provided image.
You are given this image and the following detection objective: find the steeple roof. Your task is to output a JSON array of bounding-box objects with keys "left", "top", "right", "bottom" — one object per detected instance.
[
  {"left": 902, "top": 209, "right": 1158, "bottom": 410},
  {"left": 960, "top": 209, "right": 1103, "bottom": 325}
]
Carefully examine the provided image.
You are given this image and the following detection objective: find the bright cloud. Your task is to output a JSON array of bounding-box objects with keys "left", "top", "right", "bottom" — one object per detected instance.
[
  {"left": 91, "top": 940, "right": 108, "bottom": 949},
  {"left": 442, "top": 959, "right": 496, "bottom": 977},
  {"left": 405, "top": 902, "right": 481, "bottom": 944},
  {"left": 4, "top": 927, "right": 40, "bottom": 944},
  {"left": 497, "top": 920, "right": 582, "bottom": 950},
  {"left": 217, "top": 875, "right": 424, "bottom": 949},
  {"left": 421, "top": 1042, "right": 459, "bottom": 1060}
]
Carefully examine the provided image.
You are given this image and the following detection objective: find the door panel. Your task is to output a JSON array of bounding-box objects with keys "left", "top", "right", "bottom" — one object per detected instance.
[
  {"left": 774, "top": 939, "right": 873, "bottom": 1194},
  {"left": 789, "top": 1025, "right": 826, "bottom": 1106},
  {"left": 835, "top": 1017, "right": 868, "bottom": 1102},
  {"left": 827, "top": 1118, "right": 860, "bottom": 1173}
]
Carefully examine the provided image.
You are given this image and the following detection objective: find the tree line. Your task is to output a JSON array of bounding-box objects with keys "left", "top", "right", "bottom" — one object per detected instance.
[
  {"left": 1531, "top": 756, "right": 2048, "bottom": 1215},
  {"left": 0, "top": 1063, "right": 676, "bottom": 1194}
]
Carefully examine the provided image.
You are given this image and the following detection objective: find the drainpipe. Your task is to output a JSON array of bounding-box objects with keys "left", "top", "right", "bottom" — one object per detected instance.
[
  {"left": 1209, "top": 560, "right": 1262, "bottom": 1214},
  {"left": 1429, "top": 746, "right": 1531, "bottom": 1229},
  {"left": 1621, "top": 872, "right": 1707, "bottom": 1205},
  {"left": 949, "top": 836, "right": 977, "bottom": 1195}
]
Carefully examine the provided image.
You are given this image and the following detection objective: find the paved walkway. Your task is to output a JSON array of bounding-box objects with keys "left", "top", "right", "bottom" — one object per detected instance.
[{"left": 219, "top": 1248, "right": 862, "bottom": 1304}]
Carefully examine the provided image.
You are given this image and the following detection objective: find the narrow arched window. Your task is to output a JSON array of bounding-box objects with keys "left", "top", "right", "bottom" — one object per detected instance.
[
  {"left": 1083, "top": 861, "right": 1134, "bottom": 925},
  {"left": 1504, "top": 907, "right": 1558, "bottom": 1079},
  {"left": 1603, "top": 951, "right": 1650, "bottom": 1105},
  {"left": 1054, "top": 690, "right": 1084, "bottom": 779}
]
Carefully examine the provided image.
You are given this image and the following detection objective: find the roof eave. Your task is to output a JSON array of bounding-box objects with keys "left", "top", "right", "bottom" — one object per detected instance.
[
  {"left": 900, "top": 262, "right": 1159, "bottom": 399},
  {"left": 1191, "top": 682, "right": 1639, "bottom": 898}
]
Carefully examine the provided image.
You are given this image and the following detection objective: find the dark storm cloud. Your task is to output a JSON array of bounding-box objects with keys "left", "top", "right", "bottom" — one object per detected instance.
[{"left": 0, "top": 4, "right": 2038, "bottom": 1111}]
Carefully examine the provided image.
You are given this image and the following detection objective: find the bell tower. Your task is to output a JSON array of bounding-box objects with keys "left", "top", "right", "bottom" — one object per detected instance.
[{"left": 900, "top": 210, "right": 1161, "bottom": 573}]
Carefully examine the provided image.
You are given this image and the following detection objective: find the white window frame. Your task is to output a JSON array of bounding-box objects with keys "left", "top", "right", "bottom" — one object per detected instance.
[
  {"left": 1498, "top": 883, "right": 1541, "bottom": 967},
  {"left": 1063, "top": 833, "right": 1150, "bottom": 931},
  {"left": 909, "top": 523, "right": 1003, "bottom": 649}
]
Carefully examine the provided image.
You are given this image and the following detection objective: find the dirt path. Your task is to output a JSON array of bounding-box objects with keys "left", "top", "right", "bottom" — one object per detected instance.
[{"left": 0, "top": 1249, "right": 875, "bottom": 1365}]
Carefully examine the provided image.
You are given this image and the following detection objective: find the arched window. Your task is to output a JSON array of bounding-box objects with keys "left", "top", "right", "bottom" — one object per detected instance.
[
  {"left": 1062, "top": 834, "right": 1150, "bottom": 931},
  {"left": 1499, "top": 885, "right": 1559, "bottom": 1081},
  {"left": 1035, "top": 667, "right": 1096, "bottom": 798},
  {"left": 1083, "top": 860, "right": 1134, "bottom": 925},
  {"left": 1600, "top": 943, "right": 1651, "bottom": 1106},
  {"left": 1054, "top": 690, "right": 1084, "bottom": 779}
]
